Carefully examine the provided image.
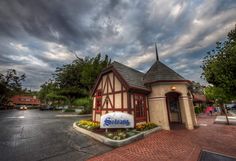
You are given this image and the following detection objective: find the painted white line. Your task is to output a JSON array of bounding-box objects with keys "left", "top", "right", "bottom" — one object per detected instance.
[
  {"left": 55, "top": 115, "right": 79, "bottom": 117},
  {"left": 199, "top": 123, "right": 207, "bottom": 126},
  {"left": 6, "top": 116, "right": 25, "bottom": 119}
]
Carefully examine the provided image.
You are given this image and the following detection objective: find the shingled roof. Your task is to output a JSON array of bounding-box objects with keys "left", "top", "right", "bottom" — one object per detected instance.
[
  {"left": 110, "top": 59, "right": 188, "bottom": 91},
  {"left": 143, "top": 60, "right": 186, "bottom": 83},
  {"left": 111, "top": 61, "right": 149, "bottom": 90}
]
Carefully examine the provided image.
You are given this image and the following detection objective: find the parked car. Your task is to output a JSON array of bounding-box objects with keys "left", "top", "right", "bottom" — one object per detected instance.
[
  {"left": 40, "top": 105, "right": 54, "bottom": 111},
  {"left": 226, "top": 104, "right": 236, "bottom": 110},
  {"left": 19, "top": 105, "right": 27, "bottom": 110}
]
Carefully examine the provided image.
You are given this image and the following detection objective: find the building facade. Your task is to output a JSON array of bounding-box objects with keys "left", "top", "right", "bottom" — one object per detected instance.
[
  {"left": 11, "top": 95, "right": 41, "bottom": 108},
  {"left": 92, "top": 50, "right": 197, "bottom": 130}
]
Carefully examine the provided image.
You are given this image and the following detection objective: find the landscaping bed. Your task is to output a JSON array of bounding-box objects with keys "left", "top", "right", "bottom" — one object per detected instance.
[{"left": 73, "top": 120, "right": 161, "bottom": 147}]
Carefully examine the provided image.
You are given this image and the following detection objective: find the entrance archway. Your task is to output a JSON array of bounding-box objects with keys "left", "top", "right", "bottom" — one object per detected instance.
[{"left": 166, "top": 92, "right": 182, "bottom": 128}]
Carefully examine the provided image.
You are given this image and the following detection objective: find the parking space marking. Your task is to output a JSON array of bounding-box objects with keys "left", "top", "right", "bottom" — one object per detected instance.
[{"left": 6, "top": 116, "right": 25, "bottom": 119}]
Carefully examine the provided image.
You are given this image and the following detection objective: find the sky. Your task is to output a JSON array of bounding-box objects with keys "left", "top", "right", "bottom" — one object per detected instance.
[{"left": 0, "top": 0, "right": 236, "bottom": 90}]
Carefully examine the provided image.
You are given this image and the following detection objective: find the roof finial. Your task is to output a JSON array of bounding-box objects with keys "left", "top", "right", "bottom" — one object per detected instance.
[{"left": 155, "top": 43, "right": 159, "bottom": 61}]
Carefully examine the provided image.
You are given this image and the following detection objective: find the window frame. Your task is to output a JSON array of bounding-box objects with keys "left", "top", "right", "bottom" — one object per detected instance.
[
  {"left": 95, "top": 89, "right": 102, "bottom": 113},
  {"left": 134, "top": 94, "right": 146, "bottom": 121}
]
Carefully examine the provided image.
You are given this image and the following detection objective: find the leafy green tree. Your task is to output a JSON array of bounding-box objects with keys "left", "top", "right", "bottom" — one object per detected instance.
[
  {"left": 201, "top": 25, "right": 236, "bottom": 124},
  {"left": 188, "top": 81, "right": 205, "bottom": 95},
  {"left": 204, "top": 86, "right": 232, "bottom": 124},
  {"left": 201, "top": 26, "right": 236, "bottom": 96},
  {"left": 0, "top": 69, "right": 26, "bottom": 107},
  {"left": 39, "top": 54, "right": 111, "bottom": 109},
  {"left": 38, "top": 80, "right": 59, "bottom": 104}
]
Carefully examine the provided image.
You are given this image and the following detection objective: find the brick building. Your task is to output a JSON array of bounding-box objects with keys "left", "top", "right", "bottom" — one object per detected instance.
[{"left": 11, "top": 95, "right": 41, "bottom": 108}]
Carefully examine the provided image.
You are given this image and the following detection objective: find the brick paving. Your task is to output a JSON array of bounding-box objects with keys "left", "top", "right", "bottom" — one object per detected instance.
[{"left": 88, "top": 114, "right": 236, "bottom": 161}]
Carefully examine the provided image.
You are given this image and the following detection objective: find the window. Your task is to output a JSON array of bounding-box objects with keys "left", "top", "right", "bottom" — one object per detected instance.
[
  {"left": 95, "top": 90, "right": 102, "bottom": 112},
  {"left": 134, "top": 94, "right": 146, "bottom": 118}
]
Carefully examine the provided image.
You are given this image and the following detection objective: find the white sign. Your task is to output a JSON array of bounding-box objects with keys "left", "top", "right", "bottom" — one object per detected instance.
[{"left": 100, "top": 112, "right": 134, "bottom": 128}]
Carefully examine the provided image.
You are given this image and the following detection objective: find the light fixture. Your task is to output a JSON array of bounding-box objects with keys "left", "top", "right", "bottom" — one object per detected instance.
[{"left": 171, "top": 86, "right": 176, "bottom": 90}]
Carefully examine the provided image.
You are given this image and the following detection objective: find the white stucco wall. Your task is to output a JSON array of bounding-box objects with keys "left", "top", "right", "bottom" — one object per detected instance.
[{"left": 148, "top": 82, "right": 197, "bottom": 130}]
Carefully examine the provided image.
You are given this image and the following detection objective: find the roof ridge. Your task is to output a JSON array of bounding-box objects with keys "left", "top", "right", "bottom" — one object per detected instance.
[
  {"left": 112, "top": 61, "right": 144, "bottom": 75},
  {"left": 143, "top": 60, "right": 186, "bottom": 83},
  {"left": 158, "top": 61, "right": 185, "bottom": 79},
  {"left": 144, "top": 61, "right": 157, "bottom": 77}
]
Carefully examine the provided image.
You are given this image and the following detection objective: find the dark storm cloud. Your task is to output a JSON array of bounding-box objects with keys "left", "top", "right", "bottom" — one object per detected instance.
[{"left": 0, "top": 0, "right": 236, "bottom": 90}]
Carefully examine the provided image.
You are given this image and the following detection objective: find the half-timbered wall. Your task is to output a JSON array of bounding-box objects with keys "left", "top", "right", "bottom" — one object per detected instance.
[{"left": 93, "top": 71, "right": 129, "bottom": 122}]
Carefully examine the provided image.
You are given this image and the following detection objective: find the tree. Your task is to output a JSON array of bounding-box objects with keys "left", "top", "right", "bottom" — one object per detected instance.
[
  {"left": 39, "top": 54, "right": 111, "bottom": 109},
  {"left": 201, "top": 25, "right": 236, "bottom": 124},
  {"left": 0, "top": 69, "right": 26, "bottom": 107},
  {"left": 201, "top": 25, "right": 236, "bottom": 96},
  {"left": 188, "top": 81, "right": 205, "bottom": 95},
  {"left": 204, "top": 86, "right": 232, "bottom": 124}
]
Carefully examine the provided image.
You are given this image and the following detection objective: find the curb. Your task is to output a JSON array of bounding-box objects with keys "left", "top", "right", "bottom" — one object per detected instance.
[
  {"left": 77, "top": 114, "right": 92, "bottom": 117},
  {"left": 73, "top": 122, "right": 161, "bottom": 147}
]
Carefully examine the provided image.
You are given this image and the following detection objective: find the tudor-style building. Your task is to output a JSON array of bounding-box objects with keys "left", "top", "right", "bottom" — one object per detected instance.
[{"left": 91, "top": 48, "right": 197, "bottom": 130}]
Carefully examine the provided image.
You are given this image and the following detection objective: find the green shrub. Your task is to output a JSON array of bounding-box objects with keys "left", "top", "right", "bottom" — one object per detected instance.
[
  {"left": 200, "top": 105, "right": 206, "bottom": 112},
  {"left": 194, "top": 106, "right": 200, "bottom": 114},
  {"left": 73, "top": 97, "right": 92, "bottom": 114},
  {"left": 105, "top": 130, "right": 128, "bottom": 140}
]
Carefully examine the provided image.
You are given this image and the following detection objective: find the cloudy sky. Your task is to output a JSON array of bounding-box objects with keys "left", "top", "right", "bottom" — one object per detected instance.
[{"left": 0, "top": 0, "right": 235, "bottom": 90}]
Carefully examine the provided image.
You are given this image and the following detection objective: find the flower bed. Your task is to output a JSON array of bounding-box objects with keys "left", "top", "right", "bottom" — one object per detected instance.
[
  {"left": 76, "top": 120, "right": 100, "bottom": 130},
  {"left": 136, "top": 123, "right": 158, "bottom": 131},
  {"left": 76, "top": 120, "right": 158, "bottom": 140}
]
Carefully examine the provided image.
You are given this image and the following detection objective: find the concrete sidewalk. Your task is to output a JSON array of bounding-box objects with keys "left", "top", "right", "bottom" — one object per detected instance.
[
  {"left": 88, "top": 115, "right": 236, "bottom": 161},
  {"left": 215, "top": 115, "right": 236, "bottom": 125}
]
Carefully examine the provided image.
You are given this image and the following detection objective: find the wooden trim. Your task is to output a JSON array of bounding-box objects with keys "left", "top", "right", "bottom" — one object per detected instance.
[
  {"left": 148, "top": 96, "right": 166, "bottom": 99},
  {"left": 147, "top": 97, "right": 150, "bottom": 122},
  {"left": 133, "top": 94, "right": 136, "bottom": 125},
  {"left": 91, "top": 65, "right": 151, "bottom": 96},
  {"left": 92, "top": 97, "right": 95, "bottom": 121},
  {"left": 144, "top": 79, "right": 191, "bottom": 85},
  {"left": 107, "top": 74, "right": 113, "bottom": 92},
  {"left": 107, "top": 95, "right": 113, "bottom": 109},
  {"left": 165, "top": 96, "right": 171, "bottom": 123},
  {"left": 100, "top": 90, "right": 127, "bottom": 95},
  {"left": 129, "top": 86, "right": 151, "bottom": 93},
  {"left": 113, "top": 73, "right": 115, "bottom": 112},
  {"left": 111, "top": 68, "right": 129, "bottom": 90},
  {"left": 121, "top": 85, "right": 124, "bottom": 111},
  {"left": 165, "top": 92, "right": 182, "bottom": 124},
  {"left": 101, "top": 76, "right": 103, "bottom": 94},
  {"left": 102, "top": 76, "right": 107, "bottom": 94},
  {"left": 94, "top": 112, "right": 96, "bottom": 121},
  {"left": 92, "top": 108, "right": 133, "bottom": 111},
  {"left": 127, "top": 92, "right": 131, "bottom": 114},
  {"left": 144, "top": 95, "right": 147, "bottom": 122},
  {"left": 136, "top": 117, "right": 146, "bottom": 122}
]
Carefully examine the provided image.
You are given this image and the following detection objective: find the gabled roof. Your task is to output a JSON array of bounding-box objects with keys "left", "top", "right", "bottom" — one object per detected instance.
[
  {"left": 143, "top": 60, "right": 187, "bottom": 84},
  {"left": 92, "top": 51, "right": 190, "bottom": 95},
  {"left": 111, "top": 61, "right": 149, "bottom": 91}
]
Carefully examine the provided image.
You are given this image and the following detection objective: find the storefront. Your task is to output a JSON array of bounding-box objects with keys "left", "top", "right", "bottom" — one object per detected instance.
[{"left": 91, "top": 50, "right": 197, "bottom": 130}]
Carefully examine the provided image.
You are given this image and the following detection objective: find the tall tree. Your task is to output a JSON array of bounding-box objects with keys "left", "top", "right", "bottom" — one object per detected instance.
[
  {"left": 201, "top": 25, "right": 236, "bottom": 124},
  {"left": 201, "top": 25, "right": 236, "bottom": 96},
  {"left": 39, "top": 54, "right": 111, "bottom": 108},
  {"left": 204, "top": 86, "right": 232, "bottom": 124},
  {"left": 0, "top": 69, "right": 26, "bottom": 107}
]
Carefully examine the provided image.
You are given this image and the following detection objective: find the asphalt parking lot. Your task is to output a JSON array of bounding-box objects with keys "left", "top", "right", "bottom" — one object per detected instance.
[{"left": 0, "top": 109, "right": 112, "bottom": 161}]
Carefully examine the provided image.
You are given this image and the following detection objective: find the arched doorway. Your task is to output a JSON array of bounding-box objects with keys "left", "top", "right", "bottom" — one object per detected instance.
[{"left": 166, "top": 92, "right": 182, "bottom": 126}]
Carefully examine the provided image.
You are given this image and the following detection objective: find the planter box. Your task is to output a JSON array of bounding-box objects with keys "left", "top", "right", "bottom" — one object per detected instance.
[{"left": 73, "top": 122, "right": 161, "bottom": 147}]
